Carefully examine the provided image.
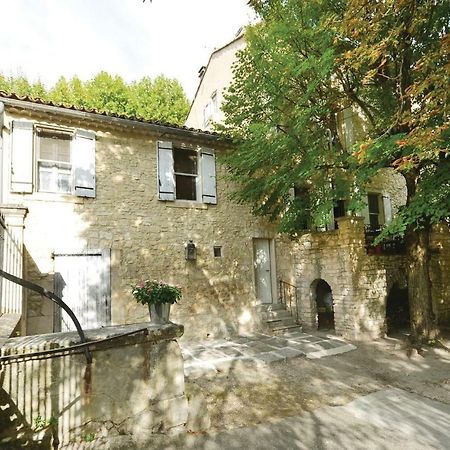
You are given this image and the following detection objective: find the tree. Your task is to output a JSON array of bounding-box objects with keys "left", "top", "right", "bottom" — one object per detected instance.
[
  {"left": 0, "top": 72, "right": 190, "bottom": 125},
  {"left": 222, "top": 0, "right": 450, "bottom": 340}
]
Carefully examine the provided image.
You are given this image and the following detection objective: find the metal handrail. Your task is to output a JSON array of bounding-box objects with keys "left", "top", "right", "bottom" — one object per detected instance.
[
  {"left": 0, "top": 269, "right": 92, "bottom": 364},
  {"left": 279, "top": 279, "right": 299, "bottom": 324}
]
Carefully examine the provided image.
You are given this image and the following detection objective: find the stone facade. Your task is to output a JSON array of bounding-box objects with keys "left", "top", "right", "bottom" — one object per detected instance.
[
  {"left": 295, "top": 217, "right": 408, "bottom": 339},
  {"left": 0, "top": 322, "right": 187, "bottom": 448},
  {"left": 1, "top": 102, "right": 294, "bottom": 340},
  {"left": 1, "top": 98, "right": 448, "bottom": 342}
]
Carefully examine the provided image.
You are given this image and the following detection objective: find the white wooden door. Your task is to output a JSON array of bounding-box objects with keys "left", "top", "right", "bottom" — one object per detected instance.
[
  {"left": 54, "top": 250, "right": 111, "bottom": 332},
  {"left": 253, "top": 239, "right": 274, "bottom": 304}
]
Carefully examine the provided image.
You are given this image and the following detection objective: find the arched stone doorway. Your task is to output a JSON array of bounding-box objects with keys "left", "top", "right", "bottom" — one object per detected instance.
[
  {"left": 311, "top": 279, "right": 335, "bottom": 330},
  {"left": 386, "top": 282, "right": 410, "bottom": 335}
]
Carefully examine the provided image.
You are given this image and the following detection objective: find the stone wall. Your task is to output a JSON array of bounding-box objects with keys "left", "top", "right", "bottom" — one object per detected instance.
[
  {"left": 0, "top": 322, "right": 187, "bottom": 449},
  {"left": 295, "top": 217, "right": 407, "bottom": 339},
  {"left": 1, "top": 108, "right": 294, "bottom": 340}
]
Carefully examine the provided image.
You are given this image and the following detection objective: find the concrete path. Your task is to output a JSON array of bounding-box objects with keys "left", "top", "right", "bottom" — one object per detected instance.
[
  {"left": 106, "top": 388, "right": 450, "bottom": 449},
  {"left": 175, "top": 388, "right": 450, "bottom": 450},
  {"left": 181, "top": 331, "right": 356, "bottom": 378}
]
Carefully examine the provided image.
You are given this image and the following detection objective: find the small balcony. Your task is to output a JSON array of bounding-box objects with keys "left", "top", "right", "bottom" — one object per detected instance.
[{"left": 365, "top": 226, "right": 406, "bottom": 255}]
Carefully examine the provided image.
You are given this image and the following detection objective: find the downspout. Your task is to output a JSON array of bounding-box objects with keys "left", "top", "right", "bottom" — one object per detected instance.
[{"left": 0, "top": 101, "right": 4, "bottom": 204}]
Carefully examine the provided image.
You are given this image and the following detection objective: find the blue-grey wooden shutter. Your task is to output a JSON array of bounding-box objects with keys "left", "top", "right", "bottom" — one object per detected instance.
[
  {"left": 73, "top": 130, "right": 96, "bottom": 198},
  {"left": 157, "top": 141, "right": 175, "bottom": 200},
  {"left": 383, "top": 194, "right": 392, "bottom": 224},
  {"left": 201, "top": 149, "right": 217, "bottom": 204},
  {"left": 11, "top": 121, "right": 33, "bottom": 193}
]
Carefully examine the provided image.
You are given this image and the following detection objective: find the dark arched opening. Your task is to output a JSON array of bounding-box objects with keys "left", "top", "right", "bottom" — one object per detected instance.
[
  {"left": 386, "top": 282, "right": 410, "bottom": 335},
  {"left": 315, "top": 280, "right": 335, "bottom": 330}
]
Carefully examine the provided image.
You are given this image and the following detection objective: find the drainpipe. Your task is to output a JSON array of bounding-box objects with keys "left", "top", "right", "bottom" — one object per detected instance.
[{"left": 0, "top": 101, "right": 4, "bottom": 204}]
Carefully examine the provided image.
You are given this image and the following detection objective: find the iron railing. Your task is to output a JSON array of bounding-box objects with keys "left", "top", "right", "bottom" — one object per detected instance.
[
  {"left": 279, "top": 279, "right": 299, "bottom": 324},
  {"left": 364, "top": 226, "right": 406, "bottom": 255},
  {"left": 0, "top": 269, "right": 92, "bottom": 364}
]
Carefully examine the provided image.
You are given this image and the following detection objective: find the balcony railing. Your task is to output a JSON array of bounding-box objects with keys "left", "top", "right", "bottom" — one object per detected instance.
[{"left": 365, "top": 226, "right": 405, "bottom": 255}]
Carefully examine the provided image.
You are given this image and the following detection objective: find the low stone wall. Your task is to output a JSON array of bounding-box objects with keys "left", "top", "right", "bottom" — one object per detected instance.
[{"left": 0, "top": 322, "right": 187, "bottom": 449}]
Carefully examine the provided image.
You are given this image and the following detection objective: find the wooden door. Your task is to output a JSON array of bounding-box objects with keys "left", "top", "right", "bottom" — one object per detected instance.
[
  {"left": 253, "top": 239, "right": 274, "bottom": 304},
  {"left": 54, "top": 250, "right": 111, "bottom": 332}
]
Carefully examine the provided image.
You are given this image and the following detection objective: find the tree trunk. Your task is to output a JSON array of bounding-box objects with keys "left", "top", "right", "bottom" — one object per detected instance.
[
  {"left": 403, "top": 170, "right": 439, "bottom": 342},
  {"left": 405, "top": 225, "right": 438, "bottom": 341}
]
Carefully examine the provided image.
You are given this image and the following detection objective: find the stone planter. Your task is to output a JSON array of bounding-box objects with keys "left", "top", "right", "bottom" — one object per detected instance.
[{"left": 149, "top": 303, "right": 171, "bottom": 324}]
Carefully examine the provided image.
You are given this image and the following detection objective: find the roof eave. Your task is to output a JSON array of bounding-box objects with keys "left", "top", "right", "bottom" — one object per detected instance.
[{"left": 0, "top": 97, "right": 225, "bottom": 143}]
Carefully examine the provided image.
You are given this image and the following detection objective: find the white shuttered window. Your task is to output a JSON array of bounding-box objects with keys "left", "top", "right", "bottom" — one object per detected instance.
[{"left": 157, "top": 142, "right": 217, "bottom": 204}]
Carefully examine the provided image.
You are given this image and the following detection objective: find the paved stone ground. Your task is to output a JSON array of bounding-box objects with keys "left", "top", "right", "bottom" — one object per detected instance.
[{"left": 181, "top": 331, "right": 356, "bottom": 378}]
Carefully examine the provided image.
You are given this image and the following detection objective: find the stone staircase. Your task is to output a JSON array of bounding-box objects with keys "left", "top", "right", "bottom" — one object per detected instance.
[{"left": 256, "top": 303, "right": 302, "bottom": 335}]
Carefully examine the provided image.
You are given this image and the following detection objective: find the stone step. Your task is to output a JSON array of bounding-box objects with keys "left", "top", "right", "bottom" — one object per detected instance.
[
  {"left": 260, "top": 309, "right": 292, "bottom": 320},
  {"left": 255, "top": 303, "right": 285, "bottom": 312},
  {"left": 271, "top": 324, "right": 303, "bottom": 336},
  {"left": 267, "top": 317, "right": 298, "bottom": 329}
]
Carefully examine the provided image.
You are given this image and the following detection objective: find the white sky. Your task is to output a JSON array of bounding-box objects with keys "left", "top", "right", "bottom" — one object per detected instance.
[{"left": 0, "top": 0, "right": 254, "bottom": 99}]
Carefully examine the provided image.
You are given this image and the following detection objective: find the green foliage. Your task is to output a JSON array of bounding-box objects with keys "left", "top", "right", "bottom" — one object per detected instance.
[
  {"left": 0, "top": 72, "right": 190, "bottom": 125},
  {"left": 222, "top": 0, "right": 450, "bottom": 238},
  {"left": 131, "top": 280, "right": 182, "bottom": 306},
  {"left": 83, "top": 433, "right": 96, "bottom": 442},
  {"left": 33, "top": 415, "right": 58, "bottom": 430}
]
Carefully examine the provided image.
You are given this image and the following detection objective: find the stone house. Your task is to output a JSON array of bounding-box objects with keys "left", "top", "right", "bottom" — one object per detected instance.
[
  {"left": 0, "top": 92, "right": 301, "bottom": 341},
  {"left": 184, "top": 33, "right": 450, "bottom": 337}
]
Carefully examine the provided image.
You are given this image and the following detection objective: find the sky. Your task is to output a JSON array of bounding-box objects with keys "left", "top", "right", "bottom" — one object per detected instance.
[{"left": 0, "top": 0, "right": 254, "bottom": 99}]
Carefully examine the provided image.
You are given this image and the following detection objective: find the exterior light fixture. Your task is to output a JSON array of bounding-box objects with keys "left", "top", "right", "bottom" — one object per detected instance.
[{"left": 185, "top": 240, "right": 197, "bottom": 260}]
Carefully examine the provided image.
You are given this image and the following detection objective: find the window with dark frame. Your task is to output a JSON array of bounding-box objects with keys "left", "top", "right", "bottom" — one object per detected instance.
[
  {"left": 213, "top": 246, "right": 222, "bottom": 258},
  {"left": 368, "top": 193, "right": 381, "bottom": 230},
  {"left": 36, "top": 128, "right": 72, "bottom": 194},
  {"left": 173, "top": 148, "right": 198, "bottom": 201}
]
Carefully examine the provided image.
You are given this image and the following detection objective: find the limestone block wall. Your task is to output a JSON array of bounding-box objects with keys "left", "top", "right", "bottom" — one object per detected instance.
[
  {"left": 294, "top": 217, "right": 408, "bottom": 339},
  {"left": 0, "top": 323, "right": 187, "bottom": 449},
  {"left": 366, "top": 168, "right": 407, "bottom": 216},
  {"left": 1, "top": 108, "right": 293, "bottom": 340}
]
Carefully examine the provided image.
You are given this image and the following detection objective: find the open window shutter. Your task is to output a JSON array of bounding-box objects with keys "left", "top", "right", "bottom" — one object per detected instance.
[
  {"left": 383, "top": 194, "right": 392, "bottom": 224},
  {"left": 327, "top": 208, "right": 336, "bottom": 231},
  {"left": 73, "top": 130, "right": 96, "bottom": 198},
  {"left": 361, "top": 195, "right": 370, "bottom": 225},
  {"left": 201, "top": 149, "right": 217, "bottom": 204},
  {"left": 11, "top": 121, "right": 33, "bottom": 193},
  {"left": 157, "top": 141, "right": 175, "bottom": 201}
]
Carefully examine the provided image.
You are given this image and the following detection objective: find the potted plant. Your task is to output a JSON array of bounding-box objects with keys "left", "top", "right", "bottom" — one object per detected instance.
[{"left": 131, "top": 280, "right": 182, "bottom": 324}]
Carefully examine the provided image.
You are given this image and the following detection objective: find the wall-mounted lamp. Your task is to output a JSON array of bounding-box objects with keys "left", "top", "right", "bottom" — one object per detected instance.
[{"left": 185, "top": 240, "right": 197, "bottom": 260}]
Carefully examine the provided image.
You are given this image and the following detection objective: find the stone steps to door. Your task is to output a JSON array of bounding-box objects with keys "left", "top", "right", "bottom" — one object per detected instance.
[
  {"left": 260, "top": 309, "right": 292, "bottom": 320},
  {"left": 255, "top": 303, "right": 286, "bottom": 312},
  {"left": 271, "top": 324, "right": 303, "bottom": 335},
  {"left": 256, "top": 303, "right": 302, "bottom": 336}
]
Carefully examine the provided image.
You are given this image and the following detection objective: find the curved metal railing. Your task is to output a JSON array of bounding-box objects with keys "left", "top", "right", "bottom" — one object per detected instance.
[{"left": 0, "top": 269, "right": 92, "bottom": 364}]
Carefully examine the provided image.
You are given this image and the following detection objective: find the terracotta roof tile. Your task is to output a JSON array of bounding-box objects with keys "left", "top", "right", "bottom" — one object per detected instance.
[{"left": 0, "top": 91, "right": 221, "bottom": 137}]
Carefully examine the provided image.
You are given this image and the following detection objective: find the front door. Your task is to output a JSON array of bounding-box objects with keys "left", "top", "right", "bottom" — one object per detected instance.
[
  {"left": 54, "top": 250, "right": 111, "bottom": 332},
  {"left": 253, "top": 239, "right": 274, "bottom": 304}
]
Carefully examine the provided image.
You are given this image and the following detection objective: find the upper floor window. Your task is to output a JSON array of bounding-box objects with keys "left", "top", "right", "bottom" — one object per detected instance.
[
  {"left": 203, "top": 91, "right": 218, "bottom": 128},
  {"left": 367, "top": 193, "right": 382, "bottom": 229},
  {"left": 10, "top": 120, "right": 96, "bottom": 198},
  {"left": 364, "top": 192, "right": 392, "bottom": 231},
  {"left": 36, "top": 129, "right": 72, "bottom": 194},
  {"left": 157, "top": 141, "right": 217, "bottom": 204},
  {"left": 173, "top": 148, "right": 198, "bottom": 201}
]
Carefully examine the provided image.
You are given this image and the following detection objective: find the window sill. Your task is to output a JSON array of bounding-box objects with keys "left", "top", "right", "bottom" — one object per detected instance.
[
  {"left": 12, "top": 192, "right": 84, "bottom": 204},
  {"left": 165, "top": 200, "right": 208, "bottom": 210}
]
